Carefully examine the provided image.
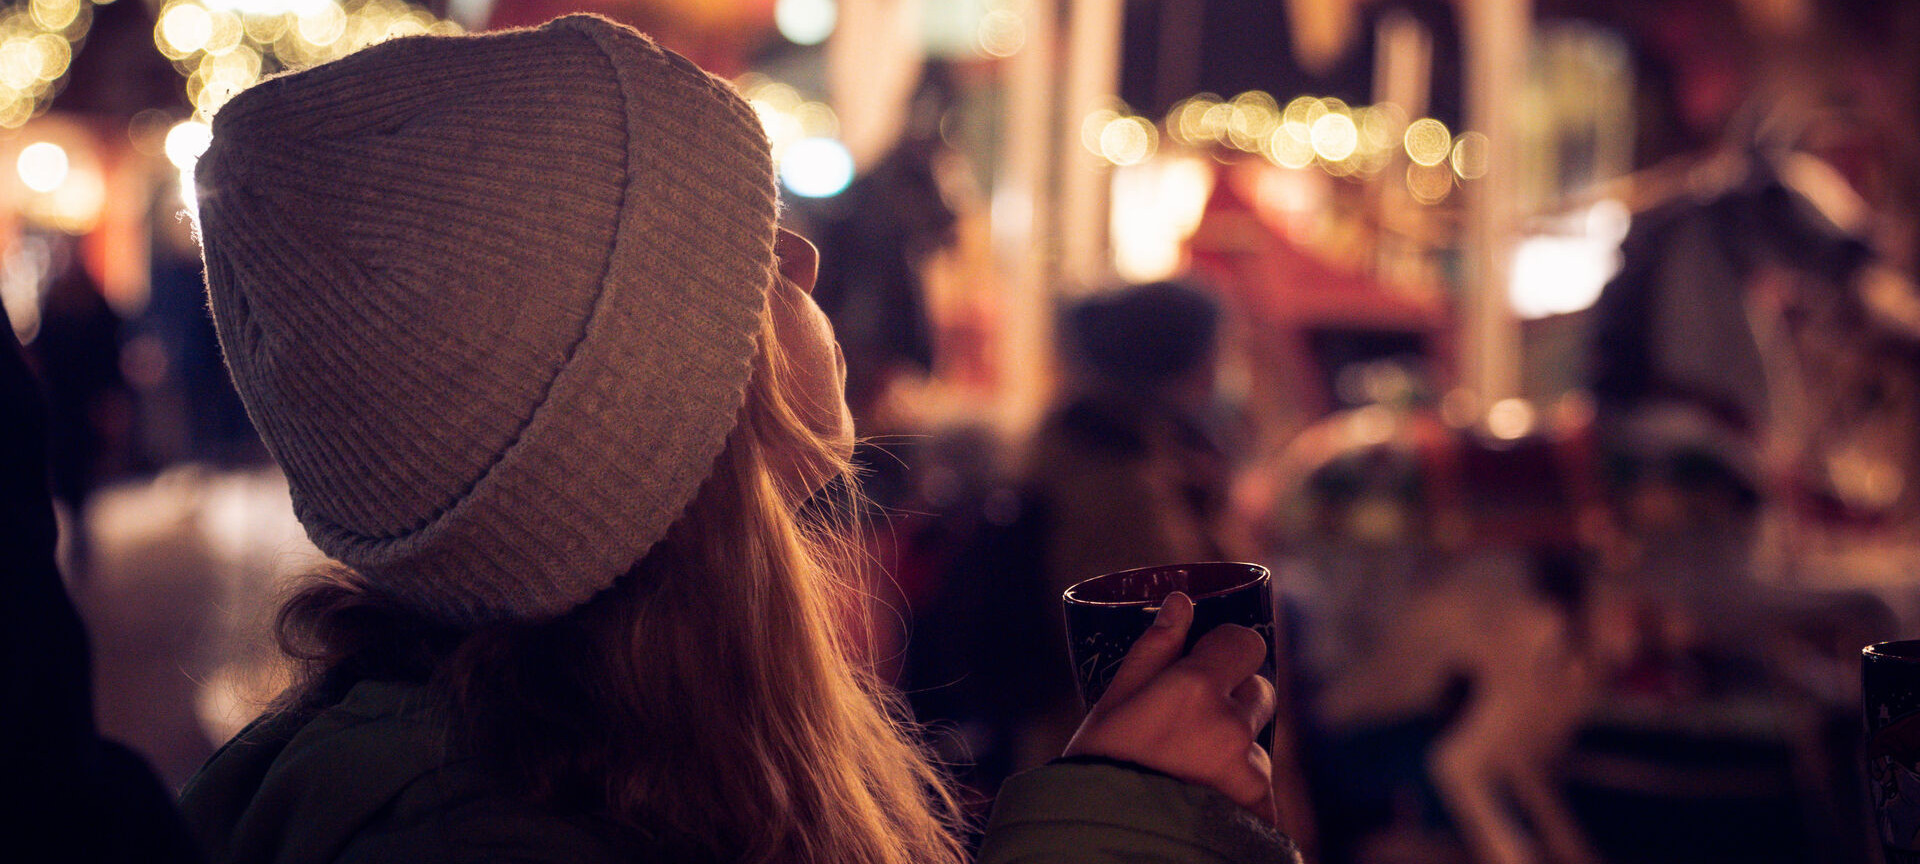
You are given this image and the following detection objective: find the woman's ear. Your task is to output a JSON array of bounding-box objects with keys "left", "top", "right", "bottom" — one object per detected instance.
[{"left": 774, "top": 228, "right": 819, "bottom": 292}]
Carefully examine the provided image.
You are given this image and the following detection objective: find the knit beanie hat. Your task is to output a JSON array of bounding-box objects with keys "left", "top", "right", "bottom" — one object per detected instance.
[{"left": 195, "top": 15, "right": 778, "bottom": 625}]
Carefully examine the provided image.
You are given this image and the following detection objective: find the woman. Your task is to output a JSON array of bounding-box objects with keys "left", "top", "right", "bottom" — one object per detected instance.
[{"left": 178, "top": 15, "right": 1292, "bottom": 863}]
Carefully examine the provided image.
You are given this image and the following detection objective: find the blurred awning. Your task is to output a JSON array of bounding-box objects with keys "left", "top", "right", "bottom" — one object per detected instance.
[{"left": 484, "top": 0, "right": 774, "bottom": 75}]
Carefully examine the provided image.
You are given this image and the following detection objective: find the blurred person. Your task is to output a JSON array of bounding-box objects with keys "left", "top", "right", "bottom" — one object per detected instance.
[
  {"left": 177, "top": 17, "right": 1294, "bottom": 864},
  {"left": 792, "top": 127, "right": 953, "bottom": 434},
  {"left": 137, "top": 192, "right": 262, "bottom": 466},
  {"left": 890, "top": 424, "right": 1059, "bottom": 817},
  {"left": 1032, "top": 280, "right": 1252, "bottom": 606},
  {"left": 25, "top": 251, "right": 134, "bottom": 577},
  {"left": 997, "top": 281, "right": 1245, "bottom": 763}
]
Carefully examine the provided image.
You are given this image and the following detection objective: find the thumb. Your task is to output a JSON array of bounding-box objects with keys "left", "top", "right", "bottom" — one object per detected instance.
[{"left": 1094, "top": 592, "right": 1193, "bottom": 709}]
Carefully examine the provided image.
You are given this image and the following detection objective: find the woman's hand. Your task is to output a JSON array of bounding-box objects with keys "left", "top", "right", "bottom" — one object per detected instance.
[{"left": 1062, "top": 593, "right": 1277, "bottom": 822}]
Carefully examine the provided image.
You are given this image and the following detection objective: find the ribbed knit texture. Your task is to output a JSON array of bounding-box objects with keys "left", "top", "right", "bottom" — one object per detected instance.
[{"left": 196, "top": 15, "right": 778, "bottom": 625}]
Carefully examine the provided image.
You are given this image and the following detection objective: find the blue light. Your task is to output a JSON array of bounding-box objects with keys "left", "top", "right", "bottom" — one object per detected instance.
[{"left": 779, "top": 138, "right": 854, "bottom": 199}]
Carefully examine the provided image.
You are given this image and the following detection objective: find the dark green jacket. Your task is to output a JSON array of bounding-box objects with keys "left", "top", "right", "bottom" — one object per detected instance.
[
  {"left": 180, "top": 681, "right": 630, "bottom": 864},
  {"left": 181, "top": 681, "right": 1298, "bottom": 863}
]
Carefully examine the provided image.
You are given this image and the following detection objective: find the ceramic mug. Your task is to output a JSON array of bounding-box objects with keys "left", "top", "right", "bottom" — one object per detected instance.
[
  {"left": 1062, "top": 561, "right": 1274, "bottom": 709},
  {"left": 1865, "top": 640, "right": 1920, "bottom": 862}
]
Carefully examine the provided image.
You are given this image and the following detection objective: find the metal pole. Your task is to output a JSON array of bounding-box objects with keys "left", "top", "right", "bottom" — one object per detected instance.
[
  {"left": 1056, "top": 0, "right": 1125, "bottom": 295},
  {"left": 993, "top": 0, "right": 1060, "bottom": 433},
  {"left": 1460, "top": 0, "right": 1529, "bottom": 407}
]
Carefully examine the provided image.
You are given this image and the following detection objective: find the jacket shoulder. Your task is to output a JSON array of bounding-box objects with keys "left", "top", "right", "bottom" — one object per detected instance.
[{"left": 978, "top": 762, "right": 1300, "bottom": 864}]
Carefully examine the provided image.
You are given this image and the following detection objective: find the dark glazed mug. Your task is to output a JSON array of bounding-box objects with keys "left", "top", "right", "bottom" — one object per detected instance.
[
  {"left": 1866, "top": 640, "right": 1920, "bottom": 863},
  {"left": 1062, "top": 561, "right": 1274, "bottom": 709}
]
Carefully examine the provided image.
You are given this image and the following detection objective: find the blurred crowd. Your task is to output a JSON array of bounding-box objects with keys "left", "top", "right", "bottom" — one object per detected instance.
[{"left": 17, "top": 118, "right": 1915, "bottom": 864}]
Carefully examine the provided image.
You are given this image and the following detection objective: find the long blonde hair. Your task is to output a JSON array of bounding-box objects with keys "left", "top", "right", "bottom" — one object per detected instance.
[{"left": 277, "top": 295, "right": 968, "bottom": 863}]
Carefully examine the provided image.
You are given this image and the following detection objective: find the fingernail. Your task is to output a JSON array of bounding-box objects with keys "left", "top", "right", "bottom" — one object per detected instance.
[{"left": 1153, "top": 592, "right": 1191, "bottom": 628}]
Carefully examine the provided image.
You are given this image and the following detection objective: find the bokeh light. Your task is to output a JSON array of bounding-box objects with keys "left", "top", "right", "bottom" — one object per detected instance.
[
  {"left": 0, "top": 101, "right": 31, "bottom": 129},
  {"left": 1310, "top": 112, "right": 1358, "bottom": 162},
  {"left": 1403, "top": 117, "right": 1451, "bottom": 167},
  {"left": 1099, "top": 115, "right": 1156, "bottom": 166},
  {"left": 1407, "top": 161, "right": 1453, "bottom": 204},
  {"left": 17, "top": 141, "right": 68, "bottom": 193},
  {"left": 1264, "top": 125, "right": 1316, "bottom": 169},
  {"left": 1587, "top": 197, "right": 1631, "bottom": 243},
  {"left": 775, "top": 0, "right": 835, "bottom": 46},
  {"left": 165, "top": 120, "right": 212, "bottom": 169},
  {"left": 1486, "top": 398, "right": 1536, "bottom": 440},
  {"left": 203, "top": 9, "right": 244, "bottom": 54},
  {"left": 1198, "top": 100, "right": 1233, "bottom": 144},
  {"left": 1830, "top": 447, "right": 1905, "bottom": 513},
  {"left": 34, "top": 34, "right": 70, "bottom": 79},
  {"left": 1225, "top": 91, "right": 1278, "bottom": 152},
  {"left": 166, "top": 119, "right": 213, "bottom": 216},
  {"left": 1166, "top": 94, "right": 1221, "bottom": 146},
  {"left": 1081, "top": 105, "right": 1121, "bottom": 157},
  {"left": 1282, "top": 95, "right": 1323, "bottom": 132},
  {"left": 746, "top": 78, "right": 802, "bottom": 113},
  {"left": 1348, "top": 404, "right": 1396, "bottom": 447},
  {"left": 977, "top": 8, "right": 1024, "bottom": 57},
  {"left": 242, "top": 11, "right": 288, "bottom": 43},
  {"left": 1357, "top": 103, "right": 1406, "bottom": 155},
  {"left": 295, "top": 3, "right": 346, "bottom": 48},
  {"left": 1450, "top": 130, "right": 1489, "bottom": 180},
  {"left": 0, "top": 40, "right": 46, "bottom": 90},
  {"left": 160, "top": 3, "right": 214, "bottom": 54},
  {"left": 32, "top": 0, "right": 82, "bottom": 31},
  {"left": 178, "top": 165, "right": 199, "bottom": 216},
  {"left": 1509, "top": 234, "right": 1614, "bottom": 319}
]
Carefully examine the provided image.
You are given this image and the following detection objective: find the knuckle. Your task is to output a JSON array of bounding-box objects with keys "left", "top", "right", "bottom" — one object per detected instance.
[
  {"left": 1244, "top": 676, "right": 1278, "bottom": 708},
  {"left": 1203, "top": 695, "right": 1260, "bottom": 738}
]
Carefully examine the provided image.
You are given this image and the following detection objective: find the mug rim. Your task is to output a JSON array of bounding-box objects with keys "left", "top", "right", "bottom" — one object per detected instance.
[
  {"left": 1865, "top": 640, "right": 1920, "bottom": 662},
  {"left": 1063, "top": 561, "right": 1269, "bottom": 607}
]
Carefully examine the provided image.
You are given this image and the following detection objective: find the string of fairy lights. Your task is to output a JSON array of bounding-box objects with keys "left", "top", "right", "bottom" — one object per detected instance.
[
  {"left": 138, "top": 0, "right": 1479, "bottom": 207},
  {"left": 147, "top": 0, "right": 460, "bottom": 212},
  {"left": 1086, "top": 92, "right": 1490, "bottom": 205},
  {"left": 152, "top": 0, "right": 462, "bottom": 122},
  {"left": 0, "top": 0, "right": 96, "bottom": 129},
  {"left": 134, "top": 3, "right": 1473, "bottom": 215}
]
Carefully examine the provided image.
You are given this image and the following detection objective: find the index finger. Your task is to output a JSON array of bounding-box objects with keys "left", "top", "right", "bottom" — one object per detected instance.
[{"left": 1096, "top": 592, "right": 1194, "bottom": 709}]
